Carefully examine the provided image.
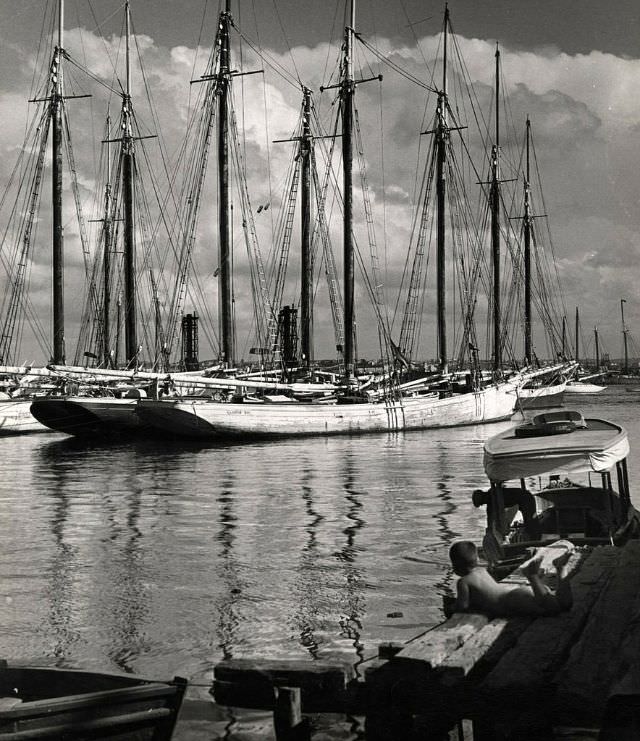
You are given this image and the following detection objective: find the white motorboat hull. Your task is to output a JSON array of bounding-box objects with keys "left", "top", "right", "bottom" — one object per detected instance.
[{"left": 136, "top": 381, "right": 519, "bottom": 439}]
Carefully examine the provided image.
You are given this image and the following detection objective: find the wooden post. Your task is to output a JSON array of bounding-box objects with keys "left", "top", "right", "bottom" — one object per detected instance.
[{"left": 273, "top": 686, "right": 310, "bottom": 741}]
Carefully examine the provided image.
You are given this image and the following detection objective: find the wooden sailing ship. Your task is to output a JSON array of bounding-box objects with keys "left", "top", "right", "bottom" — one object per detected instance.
[
  {"left": 134, "top": 3, "right": 524, "bottom": 439},
  {"left": 30, "top": 0, "right": 172, "bottom": 436}
]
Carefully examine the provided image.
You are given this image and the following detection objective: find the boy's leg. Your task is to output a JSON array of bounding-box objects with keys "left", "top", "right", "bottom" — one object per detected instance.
[
  {"left": 553, "top": 551, "right": 574, "bottom": 610},
  {"left": 522, "top": 556, "right": 559, "bottom": 611},
  {"left": 527, "top": 573, "right": 560, "bottom": 611}
]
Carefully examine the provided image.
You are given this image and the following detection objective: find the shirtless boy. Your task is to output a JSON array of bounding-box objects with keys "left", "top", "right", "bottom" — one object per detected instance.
[{"left": 448, "top": 540, "right": 573, "bottom": 617}]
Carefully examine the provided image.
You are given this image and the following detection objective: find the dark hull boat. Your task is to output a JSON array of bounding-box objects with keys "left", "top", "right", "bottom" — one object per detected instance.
[
  {"left": 0, "top": 661, "right": 186, "bottom": 739},
  {"left": 30, "top": 396, "right": 148, "bottom": 437}
]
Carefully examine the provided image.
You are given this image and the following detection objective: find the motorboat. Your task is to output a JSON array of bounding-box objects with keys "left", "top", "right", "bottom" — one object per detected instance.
[{"left": 473, "top": 410, "right": 640, "bottom": 570}]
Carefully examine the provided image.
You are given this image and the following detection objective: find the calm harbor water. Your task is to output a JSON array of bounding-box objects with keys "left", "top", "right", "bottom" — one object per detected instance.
[{"left": 0, "top": 387, "right": 638, "bottom": 738}]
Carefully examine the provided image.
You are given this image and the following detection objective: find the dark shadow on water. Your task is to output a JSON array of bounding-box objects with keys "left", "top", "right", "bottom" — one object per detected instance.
[
  {"left": 338, "top": 449, "right": 366, "bottom": 740},
  {"left": 292, "top": 459, "right": 323, "bottom": 659},
  {"left": 215, "top": 473, "right": 243, "bottom": 662},
  {"left": 431, "top": 443, "right": 460, "bottom": 601}
]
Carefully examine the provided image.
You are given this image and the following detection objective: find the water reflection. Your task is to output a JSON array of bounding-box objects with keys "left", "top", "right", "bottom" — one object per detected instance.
[
  {"left": 13, "top": 402, "right": 640, "bottom": 740},
  {"left": 432, "top": 441, "right": 459, "bottom": 599},
  {"left": 215, "top": 474, "right": 241, "bottom": 661},
  {"left": 107, "top": 481, "right": 148, "bottom": 673},
  {"left": 293, "top": 458, "right": 322, "bottom": 659},
  {"left": 41, "top": 458, "right": 79, "bottom": 663},
  {"left": 337, "top": 448, "right": 366, "bottom": 671}
]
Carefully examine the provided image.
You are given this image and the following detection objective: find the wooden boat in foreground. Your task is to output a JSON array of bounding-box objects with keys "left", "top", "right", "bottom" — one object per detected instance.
[
  {"left": 0, "top": 660, "right": 186, "bottom": 739},
  {"left": 473, "top": 409, "right": 639, "bottom": 570}
]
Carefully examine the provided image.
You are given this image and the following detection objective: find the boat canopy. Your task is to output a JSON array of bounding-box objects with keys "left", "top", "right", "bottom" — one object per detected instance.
[{"left": 484, "top": 414, "right": 629, "bottom": 482}]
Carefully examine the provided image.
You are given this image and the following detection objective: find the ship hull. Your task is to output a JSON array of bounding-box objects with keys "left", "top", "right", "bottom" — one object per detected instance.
[
  {"left": 565, "top": 382, "right": 606, "bottom": 394},
  {"left": 517, "top": 380, "right": 566, "bottom": 410},
  {"left": 0, "top": 399, "right": 52, "bottom": 435},
  {"left": 30, "top": 397, "right": 146, "bottom": 436},
  {"left": 136, "top": 382, "right": 519, "bottom": 439}
]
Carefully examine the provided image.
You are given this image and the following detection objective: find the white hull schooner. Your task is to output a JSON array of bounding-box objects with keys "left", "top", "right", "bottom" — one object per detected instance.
[
  {"left": 136, "top": 379, "right": 520, "bottom": 439},
  {"left": 0, "top": 399, "right": 51, "bottom": 435}
]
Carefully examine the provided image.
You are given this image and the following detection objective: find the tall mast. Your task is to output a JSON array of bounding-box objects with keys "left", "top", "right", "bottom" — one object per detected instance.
[
  {"left": 51, "top": 0, "right": 65, "bottom": 363},
  {"left": 122, "top": 0, "right": 137, "bottom": 365},
  {"left": 115, "top": 293, "right": 122, "bottom": 367},
  {"left": 491, "top": 44, "right": 501, "bottom": 371},
  {"left": 594, "top": 326, "right": 600, "bottom": 369},
  {"left": 342, "top": 0, "right": 356, "bottom": 380},
  {"left": 436, "top": 7, "right": 449, "bottom": 373},
  {"left": 150, "top": 270, "right": 161, "bottom": 370},
  {"left": 621, "top": 298, "right": 628, "bottom": 374},
  {"left": 300, "top": 87, "right": 313, "bottom": 368},
  {"left": 562, "top": 315, "right": 567, "bottom": 358},
  {"left": 523, "top": 117, "right": 532, "bottom": 365},
  {"left": 218, "top": 0, "right": 234, "bottom": 367},
  {"left": 575, "top": 306, "right": 579, "bottom": 364},
  {"left": 103, "top": 113, "right": 112, "bottom": 366}
]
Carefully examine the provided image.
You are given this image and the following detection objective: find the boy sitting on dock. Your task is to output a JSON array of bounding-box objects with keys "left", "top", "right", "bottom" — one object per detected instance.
[{"left": 447, "top": 540, "right": 573, "bottom": 618}]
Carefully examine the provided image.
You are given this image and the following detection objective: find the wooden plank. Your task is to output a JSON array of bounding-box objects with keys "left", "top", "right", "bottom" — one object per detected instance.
[
  {"left": 553, "top": 540, "right": 640, "bottom": 726},
  {"left": 598, "top": 671, "right": 640, "bottom": 741},
  {"left": 393, "top": 613, "right": 489, "bottom": 667},
  {"left": 213, "top": 659, "right": 354, "bottom": 713},
  {"left": 478, "top": 545, "right": 620, "bottom": 702},
  {"left": 437, "top": 617, "right": 532, "bottom": 685}
]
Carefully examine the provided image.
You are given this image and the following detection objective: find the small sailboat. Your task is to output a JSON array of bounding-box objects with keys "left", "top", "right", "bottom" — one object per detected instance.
[
  {"left": 607, "top": 299, "right": 640, "bottom": 384},
  {"left": 564, "top": 309, "right": 606, "bottom": 393},
  {"left": 511, "top": 118, "right": 574, "bottom": 410},
  {"left": 517, "top": 375, "right": 567, "bottom": 409},
  {"left": 565, "top": 379, "right": 606, "bottom": 394}
]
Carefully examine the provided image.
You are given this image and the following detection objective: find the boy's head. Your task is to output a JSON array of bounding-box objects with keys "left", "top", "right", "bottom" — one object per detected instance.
[{"left": 449, "top": 540, "right": 478, "bottom": 576}]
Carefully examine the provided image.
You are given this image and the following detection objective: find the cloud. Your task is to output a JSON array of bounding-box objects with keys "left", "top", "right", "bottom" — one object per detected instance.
[{"left": 1, "top": 21, "right": 639, "bottom": 364}]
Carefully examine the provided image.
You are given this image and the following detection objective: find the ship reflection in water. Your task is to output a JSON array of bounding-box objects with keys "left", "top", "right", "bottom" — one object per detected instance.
[{"left": 0, "top": 392, "right": 636, "bottom": 738}]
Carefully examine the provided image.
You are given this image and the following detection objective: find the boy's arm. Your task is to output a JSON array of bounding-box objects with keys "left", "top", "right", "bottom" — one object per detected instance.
[{"left": 453, "top": 577, "right": 470, "bottom": 612}]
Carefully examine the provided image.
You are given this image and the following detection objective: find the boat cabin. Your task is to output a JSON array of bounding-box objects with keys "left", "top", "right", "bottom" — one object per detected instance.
[{"left": 475, "top": 410, "right": 638, "bottom": 567}]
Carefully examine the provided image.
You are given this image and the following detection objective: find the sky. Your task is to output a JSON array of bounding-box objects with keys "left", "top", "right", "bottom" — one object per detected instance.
[{"left": 1, "top": 0, "right": 640, "bottom": 367}]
